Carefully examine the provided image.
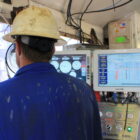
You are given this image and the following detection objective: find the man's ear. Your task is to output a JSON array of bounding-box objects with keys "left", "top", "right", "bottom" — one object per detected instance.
[
  {"left": 52, "top": 46, "right": 55, "bottom": 54},
  {"left": 15, "top": 41, "right": 21, "bottom": 56}
]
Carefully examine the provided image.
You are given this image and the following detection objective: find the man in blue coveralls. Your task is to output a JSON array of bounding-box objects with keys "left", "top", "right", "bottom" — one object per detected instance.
[{"left": 1, "top": 6, "right": 102, "bottom": 140}]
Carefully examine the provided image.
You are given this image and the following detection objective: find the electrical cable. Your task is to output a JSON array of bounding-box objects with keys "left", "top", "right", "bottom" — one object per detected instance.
[
  {"left": 0, "top": 13, "right": 11, "bottom": 34},
  {"left": 112, "top": 0, "right": 116, "bottom": 12},
  {"left": 66, "top": 0, "right": 96, "bottom": 45},
  {"left": 80, "top": 0, "right": 93, "bottom": 23},
  {"left": 66, "top": 0, "right": 106, "bottom": 47},
  {"left": 5, "top": 61, "right": 11, "bottom": 79},
  {"left": 5, "top": 43, "right": 16, "bottom": 75},
  {"left": 123, "top": 102, "right": 129, "bottom": 136},
  {"left": 66, "top": 0, "right": 95, "bottom": 43},
  {"left": 71, "top": 0, "right": 133, "bottom": 16},
  {"left": 122, "top": 92, "right": 135, "bottom": 104},
  {"left": 66, "top": 0, "right": 80, "bottom": 30},
  {"left": 66, "top": 0, "right": 72, "bottom": 24},
  {"left": 102, "top": 0, "right": 123, "bottom": 10},
  {"left": 0, "top": 12, "right": 10, "bottom": 24},
  {"left": 79, "top": 0, "right": 93, "bottom": 43}
]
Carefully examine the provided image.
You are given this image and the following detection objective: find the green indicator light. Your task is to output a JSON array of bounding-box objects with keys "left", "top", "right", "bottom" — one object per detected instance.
[
  {"left": 127, "top": 127, "right": 133, "bottom": 132},
  {"left": 115, "top": 36, "right": 127, "bottom": 43}
]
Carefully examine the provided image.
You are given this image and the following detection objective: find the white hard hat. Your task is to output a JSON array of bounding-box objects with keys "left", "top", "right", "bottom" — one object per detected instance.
[{"left": 3, "top": 6, "right": 61, "bottom": 42}]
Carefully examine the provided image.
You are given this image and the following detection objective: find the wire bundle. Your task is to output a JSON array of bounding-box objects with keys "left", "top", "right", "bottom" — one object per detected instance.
[
  {"left": 66, "top": 0, "right": 93, "bottom": 43},
  {"left": 66, "top": 0, "right": 133, "bottom": 44},
  {"left": 5, "top": 43, "right": 17, "bottom": 78}
]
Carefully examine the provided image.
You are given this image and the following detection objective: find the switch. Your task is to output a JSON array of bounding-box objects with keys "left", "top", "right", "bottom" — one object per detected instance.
[
  {"left": 116, "top": 125, "right": 123, "bottom": 132},
  {"left": 106, "top": 124, "right": 112, "bottom": 131},
  {"left": 127, "top": 114, "right": 134, "bottom": 119},
  {"left": 106, "top": 112, "right": 113, "bottom": 118},
  {"left": 116, "top": 113, "right": 123, "bottom": 119},
  {"left": 127, "top": 126, "right": 133, "bottom": 132},
  {"left": 99, "top": 111, "right": 103, "bottom": 117}
]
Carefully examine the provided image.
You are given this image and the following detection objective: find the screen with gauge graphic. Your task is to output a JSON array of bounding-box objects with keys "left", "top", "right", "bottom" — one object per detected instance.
[{"left": 50, "top": 51, "right": 91, "bottom": 85}]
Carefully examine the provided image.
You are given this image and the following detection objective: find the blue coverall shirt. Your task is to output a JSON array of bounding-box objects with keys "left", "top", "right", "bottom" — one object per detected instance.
[{"left": 0, "top": 62, "right": 102, "bottom": 140}]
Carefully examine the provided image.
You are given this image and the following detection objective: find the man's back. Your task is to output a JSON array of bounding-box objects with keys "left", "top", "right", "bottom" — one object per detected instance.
[{"left": 0, "top": 62, "right": 102, "bottom": 140}]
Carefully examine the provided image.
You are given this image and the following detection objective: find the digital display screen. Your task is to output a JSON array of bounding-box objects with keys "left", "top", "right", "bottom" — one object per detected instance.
[
  {"left": 98, "top": 53, "right": 140, "bottom": 87},
  {"left": 115, "top": 36, "right": 127, "bottom": 43},
  {"left": 51, "top": 54, "right": 88, "bottom": 82}
]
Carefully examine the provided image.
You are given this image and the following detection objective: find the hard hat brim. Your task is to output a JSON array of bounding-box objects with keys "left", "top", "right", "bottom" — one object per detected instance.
[{"left": 3, "top": 31, "right": 62, "bottom": 43}]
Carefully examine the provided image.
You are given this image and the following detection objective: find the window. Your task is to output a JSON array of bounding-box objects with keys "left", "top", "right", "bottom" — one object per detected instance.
[
  {"left": 0, "top": 23, "right": 11, "bottom": 82},
  {"left": 55, "top": 36, "right": 80, "bottom": 51}
]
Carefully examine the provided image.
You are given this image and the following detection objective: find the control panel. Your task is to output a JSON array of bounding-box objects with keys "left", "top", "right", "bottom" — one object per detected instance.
[
  {"left": 98, "top": 102, "right": 140, "bottom": 140},
  {"left": 50, "top": 51, "right": 91, "bottom": 85}
]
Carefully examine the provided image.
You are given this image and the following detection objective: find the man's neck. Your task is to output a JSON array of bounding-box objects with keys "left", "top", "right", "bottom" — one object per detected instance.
[{"left": 19, "top": 55, "right": 33, "bottom": 68}]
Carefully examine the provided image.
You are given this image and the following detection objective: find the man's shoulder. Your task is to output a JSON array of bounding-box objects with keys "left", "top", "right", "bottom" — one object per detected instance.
[
  {"left": 56, "top": 73, "right": 92, "bottom": 92},
  {"left": 0, "top": 77, "right": 18, "bottom": 93},
  {"left": 0, "top": 77, "right": 16, "bottom": 85}
]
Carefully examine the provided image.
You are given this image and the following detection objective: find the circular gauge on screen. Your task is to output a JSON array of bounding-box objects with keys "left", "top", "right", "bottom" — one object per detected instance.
[
  {"left": 60, "top": 61, "right": 72, "bottom": 73},
  {"left": 70, "top": 71, "right": 77, "bottom": 77},
  {"left": 50, "top": 61, "right": 59, "bottom": 70},
  {"left": 72, "top": 61, "right": 81, "bottom": 70}
]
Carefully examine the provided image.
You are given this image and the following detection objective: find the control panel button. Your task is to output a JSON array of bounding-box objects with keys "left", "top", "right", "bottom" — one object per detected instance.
[
  {"left": 99, "top": 111, "right": 103, "bottom": 117},
  {"left": 106, "top": 112, "right": 113, "bottom": 118},
  {"left": 106, "top": 124, "right": 112, "bottom": 131},
  {"left": 127, "top": 114, "right": 134, "bottom": 119},
  {"left": 116, "top": 113, "right": 123, "bottom": 119},
  {"left": 127, "top": 126, "right": 133, "bottom": 132},
  {"left": 116, "top": 125, "right": 123, "bottom": 131}
]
